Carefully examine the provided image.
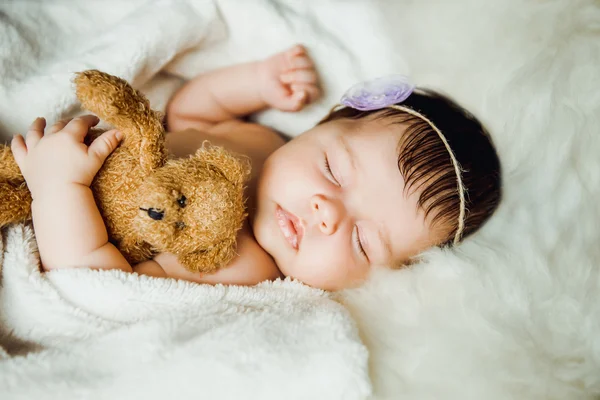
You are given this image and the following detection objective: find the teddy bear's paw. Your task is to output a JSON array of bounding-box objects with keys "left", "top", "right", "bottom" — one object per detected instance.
[
  {"left": 0, "top": 144, "right": 23, "bottom": 181},
  {"left": 177, "top": 239, "right": 238, "bottom": 273},
  {"left": 0, "top": 182, "right": 32, "bottom": 227}
]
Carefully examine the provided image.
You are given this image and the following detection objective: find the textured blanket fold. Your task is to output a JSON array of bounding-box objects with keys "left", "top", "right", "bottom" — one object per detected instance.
[{"left": 0, "top": 224, "right": 370, "bottom": 399}]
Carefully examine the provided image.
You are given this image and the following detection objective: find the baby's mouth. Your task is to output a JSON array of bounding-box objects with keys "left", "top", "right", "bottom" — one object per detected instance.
[{"left": 275, "top": 205, "right": 304, "bottom": 250}]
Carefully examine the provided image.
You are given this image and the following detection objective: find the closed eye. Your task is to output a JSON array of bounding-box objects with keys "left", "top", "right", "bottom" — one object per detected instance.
[
  {"left": 323, "top": 154, "right": 340, "bottom": 186},
  {"left": 353, "top": 225, "right": 369, "bottom": 262}
]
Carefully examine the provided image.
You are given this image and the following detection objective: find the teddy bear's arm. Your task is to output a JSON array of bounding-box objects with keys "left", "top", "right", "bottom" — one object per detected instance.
[
  {"left": 178, "top": 238, "right": 238, "bottom": 274},
  {"left": 0, "top": 144, "right": 32, "bottom": 226},
  {"left": 114, "top": 234, "right": 154, "bottom": 265},
  {"left": 0, "top": 181, "right": 32, "bottom": 226}
]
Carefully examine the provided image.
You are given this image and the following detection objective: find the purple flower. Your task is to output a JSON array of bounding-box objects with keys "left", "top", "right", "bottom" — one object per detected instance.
[{"left": 340, "top": 75, "right": 415, "bottom": 111}]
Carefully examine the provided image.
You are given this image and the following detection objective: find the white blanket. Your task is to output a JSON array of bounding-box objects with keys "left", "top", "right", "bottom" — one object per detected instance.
[
  {"left": 0, "top": 224, "right": 370, "bottom": 399},
  {"left": 1, "top": 0, "right": 600, "bottom": 399}
]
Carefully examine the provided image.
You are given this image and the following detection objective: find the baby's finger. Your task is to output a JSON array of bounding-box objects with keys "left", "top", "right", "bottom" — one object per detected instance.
[
  {"left": 10, "top": 134, "right": 27, "bottom": 166},
  {"left": 279, "top": 90, "right": 307, "bottom": 112},
  {"left": 61, "top": 115, "right": 100, "bottom": 140},
  {"left": 289, "top": 54, "right": 313, "bottom": 70},
  {"left": 291, "top": 83, "right": 321, "bottom": 104},
  {"left": 25, "top": 117, "right": 46, "bottom": 149},
  {"left": 48, "top": 119, "right": 71, "bottom": 134},
  {"left": 88, "top": 129, "right": 123, "bottom": 164},
  {"left": 286, "top": 44, "right": 306, "bottom": 58},
  {"left": 281, "top": 69, "right": 318, "bottom": 85}
]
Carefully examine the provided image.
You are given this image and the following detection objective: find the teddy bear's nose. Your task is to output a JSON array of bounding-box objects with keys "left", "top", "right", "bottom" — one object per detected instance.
[{"left": 140, "top": 207, "right": 164, "bottom": 221}]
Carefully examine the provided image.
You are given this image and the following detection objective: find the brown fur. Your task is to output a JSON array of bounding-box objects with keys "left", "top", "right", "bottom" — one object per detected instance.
[{"left": 0, "top": 70, "right": 250, "bottom": 273}]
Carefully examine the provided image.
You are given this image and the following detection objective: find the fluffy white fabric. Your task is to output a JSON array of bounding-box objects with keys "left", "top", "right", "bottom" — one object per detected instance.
[
  {"left": 0, "top": 0, "right": 599, "bottom": 399},
  {"left": 0, "top": 225, "right": 370, "bottom": 399}
]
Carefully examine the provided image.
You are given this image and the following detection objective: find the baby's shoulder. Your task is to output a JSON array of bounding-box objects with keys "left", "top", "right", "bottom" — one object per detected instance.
[
  {"left": 167, "top": 120, "right": 285, "bottom": 183},
  {"left": 207, "top": 120, "right": 285, "bottom": 170}
]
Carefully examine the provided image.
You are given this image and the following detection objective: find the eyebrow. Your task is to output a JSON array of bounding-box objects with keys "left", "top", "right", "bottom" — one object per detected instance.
[
  {"left": 337, "top": 135, "right": 356, "bottom": 173},
  {"left": 338, "top": 135, "right": 393, "bottom": 264}
]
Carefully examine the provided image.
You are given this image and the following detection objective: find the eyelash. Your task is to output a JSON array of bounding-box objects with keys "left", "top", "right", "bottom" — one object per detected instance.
[
  {"left": 323, "top": 154, "right": 366, "bottom": 260},
  {"left": 323, "top": 154, "right": 340, "bottom": 186},
  {"left": 353, "top": 226, "right": 368, "bottom": 260}
]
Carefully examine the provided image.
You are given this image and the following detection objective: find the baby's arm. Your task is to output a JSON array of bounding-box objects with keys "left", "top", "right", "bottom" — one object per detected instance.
[
  {"left": 167, "top": 44, "right": 320, "bottom": 131},
  {"left": 134, "top": 224, "right": 281, "bottom": 285},
  {"left": 11, "top": 116, "right": 131, "bottom": 272}
]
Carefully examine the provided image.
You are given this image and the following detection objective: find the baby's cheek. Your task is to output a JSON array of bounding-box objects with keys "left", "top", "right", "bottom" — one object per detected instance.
[{"left": 295, "top": 240, "right": 356, "bottom": 290}]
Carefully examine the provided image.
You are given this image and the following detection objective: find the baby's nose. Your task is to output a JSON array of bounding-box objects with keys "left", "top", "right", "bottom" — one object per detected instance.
[{"left": 310, "top": 194, "right": 343, "bottom": 235}]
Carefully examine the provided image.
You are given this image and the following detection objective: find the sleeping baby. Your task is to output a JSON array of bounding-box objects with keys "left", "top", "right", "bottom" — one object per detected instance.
[{"left": 10, "top": 44, "right": 501, "bottom": 291}]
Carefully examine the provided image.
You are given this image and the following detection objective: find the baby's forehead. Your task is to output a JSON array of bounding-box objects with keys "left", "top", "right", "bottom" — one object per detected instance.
[
  {"left": 333, "top": 122, "right": 404, "bottom": 162},
  {"left": 336, "top": 118, "right": 411, "bottom": 168},
  {"left": 340, "top": 117, "right": 443, "bottom": 248},
  {"left": 336, "top": 114, "right": 408, "bottom": 135},
  {"left": 332, "top": 118, "right": 411, "bottom": 183}
]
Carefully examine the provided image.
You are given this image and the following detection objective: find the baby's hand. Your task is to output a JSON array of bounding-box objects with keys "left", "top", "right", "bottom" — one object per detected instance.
[
  {"left": 11, "top": 115, "right": 122, "bottom": 199},
  {"left": 257, "top": 44, "right": 321, "bottom": 112}
]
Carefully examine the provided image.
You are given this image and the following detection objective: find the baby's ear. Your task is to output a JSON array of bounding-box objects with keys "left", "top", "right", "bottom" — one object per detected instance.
[
  {"left": 194, "top": 143, "right": 251, "bottom": 186},
  {"left": 177, "top": 238, "right": 237, "bottom": 273}
]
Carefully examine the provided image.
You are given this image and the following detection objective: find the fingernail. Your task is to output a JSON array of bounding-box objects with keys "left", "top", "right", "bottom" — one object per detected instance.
[
  {"left": 292, "top": 44, "right": 305, "bottom": 55},
  {"left": 291, "top": 59, "right": 304, "bottom": 68},
  {"left": 115, "top": 131, "right": 123, "bottom": 140}
]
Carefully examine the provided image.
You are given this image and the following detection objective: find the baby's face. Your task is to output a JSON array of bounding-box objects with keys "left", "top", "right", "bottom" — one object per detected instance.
[{"left": 251, "top": 118, "right": 437, "bottom": 291}]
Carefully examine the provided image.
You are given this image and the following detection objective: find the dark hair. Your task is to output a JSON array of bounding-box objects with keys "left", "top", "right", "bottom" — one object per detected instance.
[{"left": 320, "top": 89, "right": 501, "bottom": 246}]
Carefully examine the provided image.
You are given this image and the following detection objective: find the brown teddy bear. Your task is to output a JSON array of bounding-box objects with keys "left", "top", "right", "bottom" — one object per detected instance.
[{"left": 0, "top": 70, "right": 250, "bottom": 273}]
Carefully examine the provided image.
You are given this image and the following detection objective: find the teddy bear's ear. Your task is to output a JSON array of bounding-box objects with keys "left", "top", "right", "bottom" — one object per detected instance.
[
  {"left": 194, "top": 144, "right": 251, "bottom": 186},
  {"left": 74, "top": 70, "right": 164, "bottom": 136},
  {"left": 74, "top": 70, "right": 167, "bottom": 173},
  {"left": 177, "top": 238, "right": 238, "bottom": 273}
]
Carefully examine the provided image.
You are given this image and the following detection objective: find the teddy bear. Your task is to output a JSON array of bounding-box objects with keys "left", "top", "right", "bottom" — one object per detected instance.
[{"left": 0, "top": 70, "right": 250, "bottom": 273}]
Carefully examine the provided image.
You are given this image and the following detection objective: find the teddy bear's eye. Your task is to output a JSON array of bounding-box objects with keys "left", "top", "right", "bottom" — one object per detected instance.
[{"left": 177, "top": 195, "right": 187, "bottom": 208}]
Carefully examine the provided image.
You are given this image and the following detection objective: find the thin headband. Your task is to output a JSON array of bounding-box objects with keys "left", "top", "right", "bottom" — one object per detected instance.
[{"left": 386, "top": 104, "right": 466, "bottom": 245}]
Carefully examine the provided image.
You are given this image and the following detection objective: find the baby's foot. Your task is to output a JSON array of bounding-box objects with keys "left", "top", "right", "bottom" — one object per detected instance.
[{"left": 257, "top": 44, "right": 321, "bottom": 112}]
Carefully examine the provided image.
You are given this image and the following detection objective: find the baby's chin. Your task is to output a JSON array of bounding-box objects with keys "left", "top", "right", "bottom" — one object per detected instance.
[{"left": 249, "top": 212, "right": 280, "bottom": 260}]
